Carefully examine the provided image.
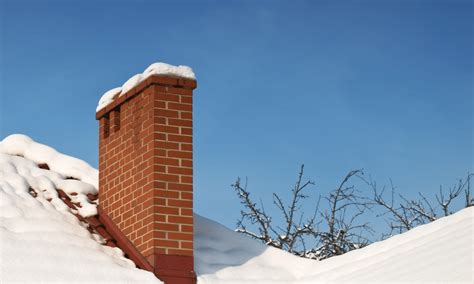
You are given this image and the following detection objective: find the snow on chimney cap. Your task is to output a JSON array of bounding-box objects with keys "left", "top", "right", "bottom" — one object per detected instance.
[{"left": 96, "top": 62, "right": 196, "bottom": 112}]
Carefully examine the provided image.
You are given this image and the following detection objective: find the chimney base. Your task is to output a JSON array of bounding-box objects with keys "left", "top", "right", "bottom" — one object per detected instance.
[{"left": 148, "top": 254, "right": 197, "bottom": 284}]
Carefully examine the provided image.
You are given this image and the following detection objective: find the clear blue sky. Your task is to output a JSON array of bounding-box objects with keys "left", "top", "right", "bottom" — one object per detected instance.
[{"left": 1, "top": 0, "right": 472, "bottom": 231}]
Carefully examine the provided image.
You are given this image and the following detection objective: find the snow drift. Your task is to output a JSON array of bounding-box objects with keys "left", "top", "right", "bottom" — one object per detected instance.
[
  {"left": 195, "top": 208, "right": 473, "bottom": 283},
  {"left": 0, "top": 135, "right": 159, "bottom": 283},
  {"left": 1, "top": 134, "right": 472, "bottom": 283}
]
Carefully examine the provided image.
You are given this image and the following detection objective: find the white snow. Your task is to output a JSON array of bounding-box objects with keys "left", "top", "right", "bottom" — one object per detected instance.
[
  {"left": 0, "top": 134, "right": 98, "bottom": 189},
  {"left": 121, "top": 73, "right": 143, "bottom": 95},
  {"left": 0, "top": 135, "right": 160, "bottom": 283},
  {"left": 142, "top": 62, "right": 195, "bottom": 80},
  {"left": 194, "top": 215, "right": 317, "bottom": 283},
  {"left": 96, "top": 62, "right": 196, "bottom": 112},
  {"left": 1, "top": 134, "right": 473, "bottom": 283},
  {"left": 0, "top": 134, "right": 98, "bottom": 217},
  {"left": 96, "top": 87, "right": 122, "bottom": 112},
  {"left": 195, "top": 209, "right": 473, "bottom": 283}
]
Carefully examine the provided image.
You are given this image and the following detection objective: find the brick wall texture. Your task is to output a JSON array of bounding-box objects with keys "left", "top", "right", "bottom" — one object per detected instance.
[{"left": 97, "top": 76, "right": 196, "bottom": 267}]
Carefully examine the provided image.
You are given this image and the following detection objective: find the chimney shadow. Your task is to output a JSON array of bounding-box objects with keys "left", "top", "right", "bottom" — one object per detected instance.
[{"left": 194, "top": 214, "right": 269, "bottom": 276}]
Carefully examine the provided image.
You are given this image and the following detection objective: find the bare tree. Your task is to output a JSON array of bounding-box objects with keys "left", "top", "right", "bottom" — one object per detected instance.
[
  {"left": 436, "top": 173, "right": 473, "bottom": 216},
  {"left": 233, "top": 165, "right": 472, "bottom": 260},
  {"left": 232, "top": 165, "right": 318, "bottom": 251},
  {"left": 232, "top": 165, "right": 374, "bottom": 260},
  {"left": 232, "top": 177, "right": 277, "bottom": 247},
  {"left": 313, "top": 169, "right": 373, "bottom": 260},
  {"left": 363, "top": 173, "right": 473, "bottom": 238}
]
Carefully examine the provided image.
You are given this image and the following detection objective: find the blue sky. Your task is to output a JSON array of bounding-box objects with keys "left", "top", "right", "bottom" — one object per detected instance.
[{"left": 1, "top": 0, "right": 472, "bottom": 233}]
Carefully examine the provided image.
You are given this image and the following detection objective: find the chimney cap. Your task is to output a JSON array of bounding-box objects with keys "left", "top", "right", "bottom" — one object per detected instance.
[{"left": 96, "top": 62, "right": 196, "bottom": 113}]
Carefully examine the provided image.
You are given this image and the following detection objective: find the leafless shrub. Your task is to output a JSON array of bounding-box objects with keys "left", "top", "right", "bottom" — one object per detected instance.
[
  {"left": 361, "top": 173, "right": 472, "bottom": 238},
  {"left": 233, "top": 165, "right": 472, "bottom": 260},
  {"left": 232, "top": 165, "right": 373, "bottom": 260}
]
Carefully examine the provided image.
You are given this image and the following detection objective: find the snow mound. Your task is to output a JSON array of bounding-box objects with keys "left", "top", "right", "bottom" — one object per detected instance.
[
  {"left": 0, "top": 136, "right": 160, "bottom": 283},
  {"left": 96, "top": 62, "right": 195, "bottom": 111},
  {"left": 0, "top": 134, "right": 98, "bottom": 189},
  {"left": 194, "top": 215, "right": 317, "bottom": 283},
  {"left": 96, "top": 87, "right": 122, "bottom": 113},
  {"left": 1, "top": 134, "right": 472, "bottom": 283},
  {"left": 0, "top": 134, "right": 98, "bottom": 217},
  {"left": 195, "top": 208, "right": 473, "bottom": 283},
  {"left": 305, "top": 206, "right": 474, "bottom": 283}
]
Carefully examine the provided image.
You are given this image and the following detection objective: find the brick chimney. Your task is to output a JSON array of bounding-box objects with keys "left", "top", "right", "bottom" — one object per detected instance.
[{"left": 96, "top": 73, "right": 197, "bottom": 283}]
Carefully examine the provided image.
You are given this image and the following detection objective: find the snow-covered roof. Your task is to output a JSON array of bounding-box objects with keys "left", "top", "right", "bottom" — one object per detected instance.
[
  {"left": 96, "top": 62, "right": 196, "bottom": 112},
  {"left": 0, "top": 135, "right": 158, "bottom": 283},
  {"left": 1, "top": 134, "right": 473, "bottom": 283}
]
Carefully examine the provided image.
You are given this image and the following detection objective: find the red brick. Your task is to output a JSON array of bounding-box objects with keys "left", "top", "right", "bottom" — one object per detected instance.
[
  {"left": 156, "top": 125, "right": 180, "bottom": 134},
  {"left": 155, "top": 222, "right": 179, "bottom": 231},
  {"left": 181, "top": 225, "right": 193, "bottom": 233},
  {"left": 168, "top": 102, "right": 192, "bottom": 111},
  {"left": 181, "top": 159, "right": 192, "bottom": 168},
  {"left": 180, "top": 127, "right": 192, "bottom": 135},
  {"left": 155, "top": 108, "right": 179, "bottom": 118},
  {"left": 98, "top": 73, "right": 196, "bottom": 267},
  {"left": 180, "top": 143, "right": 192, "bottom": 152},
  {"left": 180, "top": 112, "right": 192, "bottom": 120},
  {"left": 180, "top": 192, "right": 193, "bottom": 201},
  {"left": 153, "top": 197, "right": 167, "bottom": 206},
  {"left": 168, "top": 134, "right": 192, "bottom": 143},
  {"left": 155, "top": 206, "right": 180, "bottom": 215},
  {"left": 154, "top": 173, "right": 179, "bottom": 183},
  {"left": 170, "top": 199, "right": 194, "bottom": 208},
  {"left": 155, "top": 92, "right": 180, "bottom": 102},
  {"left": 168, "top": 151, "right": 192, "bottom": 159},
  {"left": 168, "top": 167, "right": 193, "bottom": 175},
  {"left": 156, "top": 190, "right": 180, "bottom": 199},
  {"left": 156, "top": 141, "right": 180, "bottom": 150},
  {"left": 168, "top": 232, "right": 193, "bottom": 241},
  {"left": 168, "top": 119, "right": 192, "bottom": 128},
  {"left": 180, "top": 241, "right": 193, "bottom": 249},
  {"left": 167, "top": 249, "right": 193, "bottom": 256},
  {"left": 180, "top": 96, "right": 192, "bottom": 104},
  {"left": 180, "top": 176, "right": 193, "bottom": 184},
  {"left": 154, "top": 240, "right": 180, "bottom": 249},
  {"left": 153, "top": 132, "right": 167, "bottom": 140},
  {"left": 168, "top": 183, "right": 193, "bottom": 191},
  {"left": 153, "top": 214, "right": 166, "bottom": 222},
  {"left": 153, "top": 231, "right": 167, "bottom": 239},
  {"left": 155, "top": 157, "right": 180, "bottom": 166}
]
